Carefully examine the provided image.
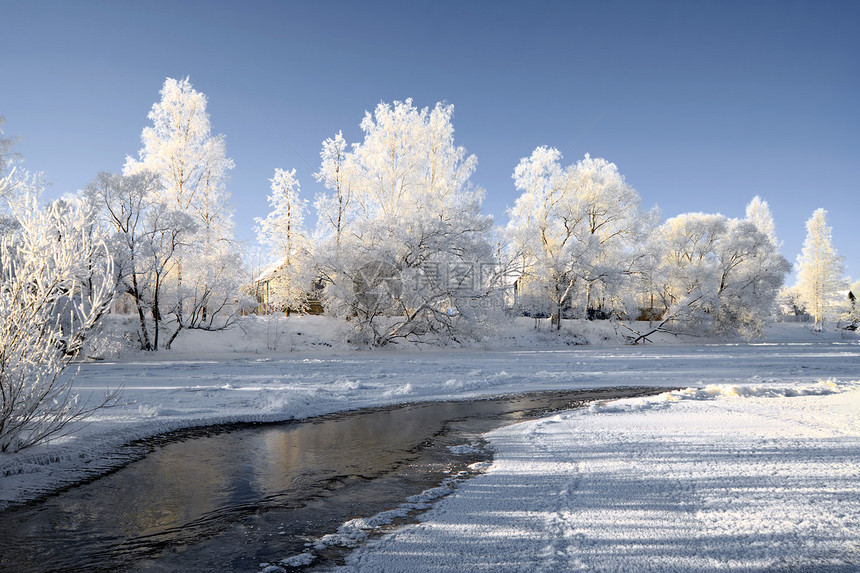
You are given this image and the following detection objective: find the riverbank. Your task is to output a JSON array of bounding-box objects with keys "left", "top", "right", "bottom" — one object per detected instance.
[
  {"left": 331, "top": 381, "right": 860, "bottom": 572},
  {"left": 1, "top": 389, "right": 668, "bottom": 572},
  {"left": 0, "top": 318, "right": 858, "bottom": 571},
  {"left": 2, "top": 320, "right": 857, "bottom": 511}
]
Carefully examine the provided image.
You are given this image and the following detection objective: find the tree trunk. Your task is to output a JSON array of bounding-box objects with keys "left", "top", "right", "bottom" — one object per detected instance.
[
  {"left": 129, "top": 277, "right": 153, "bottom": 351},
  {"left": 166, "top": 324, "right": 183, "bottom": 349}
]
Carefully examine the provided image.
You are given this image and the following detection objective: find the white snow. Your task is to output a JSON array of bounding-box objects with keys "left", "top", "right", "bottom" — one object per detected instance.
[
  {"left": 332, "top": 379, "right": 860, "bottom": 572},
  {"left": 2, "top": 317, "right": 859, "bottom": 571}
]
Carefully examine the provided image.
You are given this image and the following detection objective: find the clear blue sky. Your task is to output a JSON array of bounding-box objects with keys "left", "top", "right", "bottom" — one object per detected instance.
[{"left": 2, "top": 0, "right": 858, "bottom": 280}]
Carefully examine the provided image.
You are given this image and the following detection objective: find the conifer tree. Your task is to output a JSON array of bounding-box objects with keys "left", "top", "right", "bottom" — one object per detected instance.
[{"left": 796, "top": 208, "right": 846, "bottom": 328}]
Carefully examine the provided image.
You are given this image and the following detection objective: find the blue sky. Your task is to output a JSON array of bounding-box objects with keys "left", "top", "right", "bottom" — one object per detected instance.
[{"left": 2, "top": 0, "right": 858, "bottom": 279}]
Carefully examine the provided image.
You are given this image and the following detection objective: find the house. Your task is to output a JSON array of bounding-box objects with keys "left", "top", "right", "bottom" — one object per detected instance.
[{"left": 251, "top": 262, "right": 323, "bottom": 315}]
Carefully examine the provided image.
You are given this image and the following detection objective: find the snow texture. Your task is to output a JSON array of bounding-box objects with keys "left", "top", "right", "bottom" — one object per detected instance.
[
  {"left": 333, "top": 380, "right": 860, "bottom": 572},
  {"left": 1, "top": 318, "right": 858, "bottom": 572}
]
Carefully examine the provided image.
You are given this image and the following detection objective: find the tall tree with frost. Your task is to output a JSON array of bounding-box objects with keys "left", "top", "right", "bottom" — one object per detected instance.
[
  {"left": 314, "top": 131, "right": 352, "bottom": 246},
  {"left": 745, "top": 196, "right": 779, "bottom": 246},
  {"left": 124, "top": 77, "right": 235, "bottom": 248},
  {"left": 0, "top": 116, "right": 21, "bottom": 177},
  {"left": 314, "top": 99, "right": 500, "bottom": 346},
  {"left": 0, "top": 170, "right": 117, "bottom": 452},
  {"left": 123, "top": 77, "right": 240, "bottom": 345},
  {"left": 795, "top": 208, "right": 846, "bottom": 328},
  {"left": 255, "top": 168, "right": 310, "bottom": 311},
  {"left": 506, "top": 148, "right": 646, "bottom": 328}
]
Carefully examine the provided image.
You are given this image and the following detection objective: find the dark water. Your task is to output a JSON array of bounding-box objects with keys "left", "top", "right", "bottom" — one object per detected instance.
[{"left": 0, "top": 388, "right": 663, "bottom": 572}]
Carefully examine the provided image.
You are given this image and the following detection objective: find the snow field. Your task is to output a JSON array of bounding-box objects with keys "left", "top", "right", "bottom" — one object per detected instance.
[{"left": 333, "top": 381, "right": 860, "bottom": 572}]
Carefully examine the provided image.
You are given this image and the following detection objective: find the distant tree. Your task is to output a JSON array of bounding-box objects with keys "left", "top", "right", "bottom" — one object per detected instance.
[
  {"left": 123, "top": 77, "right": 240, "bottom": 346},
  {"left": 745, "top": 196, "right": 780, "bottom": 246},
  {"left": 643, "top": 212, "right": 790, "bottom": 339},
  {"left": 0, "top": 171, "right": 116, "bottom": 452},
  {"left": 0, "top": 116, "right": 21, "bottom": 177},
  {"left": 777, "top": 285, "right": 807, "bottom": 318},
  {"left": 506, "top": 148, "right": 647, "bottom": 328},
  {"left": 255, "top": 168, "right": 311, "bottom": 311},
  {"left": 795, "top": 208, "right": 846, "bottom": 328},
  {"left": 313, "top": 99, "right": 501, "bottom": 346},
  {"left": 314, "top": 131, "right": 353, "bottom": 246}
]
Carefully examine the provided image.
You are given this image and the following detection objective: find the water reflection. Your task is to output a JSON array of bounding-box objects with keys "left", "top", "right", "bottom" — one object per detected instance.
[{"left": 0, "top": 388, "right": 660, "bottom": 572}]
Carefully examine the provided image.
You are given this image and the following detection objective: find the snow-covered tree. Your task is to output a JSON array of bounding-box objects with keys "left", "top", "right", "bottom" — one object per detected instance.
[
  {"left": 643, "top": 212, "right": 790, "bottom": 339},
  {"left": 313, "top": 99, "right": 501, "bottom": 346},
  {"left": 0, "top": 116, "right": 20, "bottom": 177},
  {"left": 124, "top": 77, "right": 235, "bottom": 248},
  {"left": 255, "top": 168, "right": 311, "bottom": 311},
  {"left": 795, "top": 208, "right": 846, "bottom": 328},
  {"left": 777, "top": 285, "right": 807, "bottom": 318},
  {"left": 88, "top": 167, "right": 237, "bottom": 349},
  {"left": 314, "top": 131, "right": 353, "bottom": 246},
  {"left": 506, "top": 148, "right": 647, "bottom": 328},
  {"left": 0, "top": 171, "right": 116, "bottom": 452},
  {"left": 745, "top": 196, "right": 779, "bottom": 246},
  {"left": 87, "top": 171, "right": 182, "bottom": 349},
  {"left": 122, "top": 78, "right": 241, "bottom": 346}
]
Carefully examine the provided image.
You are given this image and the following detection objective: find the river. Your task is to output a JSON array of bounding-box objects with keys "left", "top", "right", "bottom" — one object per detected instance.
[{"left": 0, "top": 387, "right": 664, "bottom": 572}]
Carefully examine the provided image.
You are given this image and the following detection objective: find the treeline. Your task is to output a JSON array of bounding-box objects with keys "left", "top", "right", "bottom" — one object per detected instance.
[
  {"left": 3, "top": 78, "right": 854, "bottom": 356},
  {"left": 258, "top": 99, "right": 793, "bottom": 344},
  {"left": 0, "top": 81, "right": 854, "bottom": 452}
]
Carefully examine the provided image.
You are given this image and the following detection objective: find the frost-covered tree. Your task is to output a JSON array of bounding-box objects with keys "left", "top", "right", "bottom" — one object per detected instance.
[
  {"left": 87, "top": 171, "right": 185, "bottom": 349},
  {"left": 642, "top": 212, "right": 790, "bottom": 339},
  {"left": 122, "top": 78, "right": 241, "bottom": 345},
  {"left": 777, "top": 285, "right": 807, "bottom": 318},
  {"left": 0, "top": 171, "right": 116, "bottom": 452},
  {"left": 87, "top": 171, "right": 156, "bottom": 348},
  {"left": 795, "top": 208, "right": 846, "bottom": 328},
  {"left": 313, "top": 99, "right": 500, "bottom": 346},
  {"left": 506, "top": 148, "right": 647, "bottom": 328},
  {"left": 255, "top": 168, "right": 311, "bottom": 311},
  {"left": 124, "top": 77, "right": 235, "bottom": 247},
  {"left": 88, "top": 168, "right": 235, "bottom": 349},
  {"left": 0, "top": 116, "right": 21, "bottom": 177},
  {"left": 745, "top": 196, "right": 779, "bottom": 246},
  {"left": 314, "top": 131, "right": 352, "bottom": 246}
]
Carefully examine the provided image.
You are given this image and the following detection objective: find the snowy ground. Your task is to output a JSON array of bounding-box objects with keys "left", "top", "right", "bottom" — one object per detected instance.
[
  {"left": 1, "top": 317, "right": 859, "bottom": 571},
  {"left": 331, "top": 382, "right": 860, "bottom": 572}
]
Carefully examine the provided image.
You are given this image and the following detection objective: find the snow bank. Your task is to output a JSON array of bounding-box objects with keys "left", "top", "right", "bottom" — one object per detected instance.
[
  {"left": 589, "top": 378, "right": 854, "bottom": 413},
  {"left": 262, "top": 461, "right": 491, "bottom": 571},
  {"left": 334, "top": 381, "right": 860, "bottom": 572}
]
